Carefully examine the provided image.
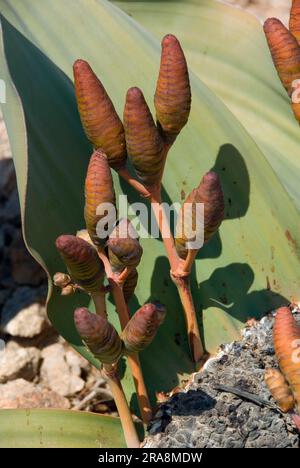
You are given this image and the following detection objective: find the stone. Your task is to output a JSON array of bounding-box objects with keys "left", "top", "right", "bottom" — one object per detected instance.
[
  {"left": 0, "top": 340, "right": 40, "bottom": 383},
  {"left": 13, "top": 389, "right": 70, "bottom": 409},
  {"left": 9, "top": 231, "right": 47, "bottom": 286},
  {"left": 1, "top": 286, "right": 47, "bottom": 336},
  {"left": 65, "top": 347, "right": 90, "bottom": 373},
  {"left": 0, "top": 380, "right": 69, "bottom": 409},
  {"left": 1, "top": 302, "right": 48, "bottom": 338},
  {"left": 145, "top": 312, "right": 300, "bottom": 448},
  {"left": 40, "top": 343, "right": 85, "bottom": 396},
  {"left": 0, "top": 117, "right": 12, "bottom": 160},
  {"left": 0, "top": 378, "right": 35, "bottom": 400}
]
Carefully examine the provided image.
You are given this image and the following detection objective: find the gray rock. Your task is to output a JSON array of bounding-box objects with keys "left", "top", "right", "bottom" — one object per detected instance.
[
  {"left": 0, "top": 379, "right": 70, "bottom": 409},
  {"left": 0, "top": 378, "right": 35, "bottom": 400},
  {"left": 40, "top": 343, "right": 85, "bottom": 396},
  {"left": 0, "top": 116, "right": 11, "bottom": 160},
  {"left": 1, "top": 286, "right": 47, "bottom": 334},
  {"left": 1, "top": 302, "right": 48, "bottom": 338},
  {"left": 0, "top": 340, "right": 40, "bottom": 383},
  {"left": 145, "top": 312, "right": 300, "bottom": 448}
]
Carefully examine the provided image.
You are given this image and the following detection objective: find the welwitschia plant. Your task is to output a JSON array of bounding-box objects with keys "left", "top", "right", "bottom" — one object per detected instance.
[
  {"left": 53, "top": 32, "right": 225, "bottom": 445},
  {"left": 72, "top": 34, "right": 224, "bottom": 368}
]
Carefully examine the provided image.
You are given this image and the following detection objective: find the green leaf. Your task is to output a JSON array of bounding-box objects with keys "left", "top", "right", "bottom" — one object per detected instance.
[
  {"left": 0, "top": 409, "right": 127, "bottom": 447},
  {"left": 1, "top": 0, "right": 300, "bottom": 411},
  {"left": 114, "top": 0, "right": 300, "bottom": 210}
]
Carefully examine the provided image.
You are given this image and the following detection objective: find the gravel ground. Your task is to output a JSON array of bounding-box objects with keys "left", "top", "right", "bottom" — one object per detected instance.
[{"left": 145, "top": 311, "right": 300, "bottom": 448}]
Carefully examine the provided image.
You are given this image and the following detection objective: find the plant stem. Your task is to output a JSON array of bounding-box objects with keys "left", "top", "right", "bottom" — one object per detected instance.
[
  {"left": 182, "top": 249, "right": 198, "bottom": 275},
  {"left": 172, "top": 274, "right": 204, "bottom": 365},
  {"left": 103, "top": 364, "right": 140, "bottom": 448},
  {"left": 150, "top": 191, "right": 179, "bottom": 271},
  {"left": 91, "top": 292, "right": 107, "bottom": 317},
  {"left": 118, "top": 167, "right": 151, "bottom": 198},
  {"left": 150, "top": 192, "right": 204, "bottom": 363},
  {"left": 91, "top": 292, "right": 140, "bottom": 447},
  {"left": 118, "top": 168, "right": 205, "bottom": 363},
  {"left": 98, "top": 250, "right": 152, "bottom": 424}
]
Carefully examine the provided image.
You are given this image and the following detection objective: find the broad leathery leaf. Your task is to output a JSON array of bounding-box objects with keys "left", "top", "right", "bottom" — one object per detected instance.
[
  {"left": 2, "top": 0, "right": 300, "bottom": 408},
  {"left": 114, "top": 0, "right": 300, "bottom": 210},
  {"left": 0, "top": 409, "right": 128, "bottom": 448}
]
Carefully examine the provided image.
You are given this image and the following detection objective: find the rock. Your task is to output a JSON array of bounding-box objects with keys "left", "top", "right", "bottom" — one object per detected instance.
[
  {"left": 13, "top": 389, "right": 70, "bottom": 409},
  {"left": 1, "top": 286, "right": 47, "bottom": 336},
  {"left": 40, "top": 343, "right": 85, "bottom": 396},
  {"left": 0, "top": 340, "right": 40, "bottom": 383},
  {"left": 0, "top": 379, "right": 69, "bottom": 409},
  {"left": 0, "top": 117, "right": 11, "bottom": 160},
  {"left": 145, "top": 312, "right": 300, "bottom": 448},
  {"left": 1, "top": 302, "right": 48, "bottom": 338},
  {"left": 65, "top": 348, "right": 90, "bottom": 373},
  {"left": 9, "top": 231, "right": 47, "bottom": 286},
  {"left": 0, "top": 158, "right": 16, "bottom": 198},
  {"left": 0, "top": 378, "right": 35, "bottom": 400}
]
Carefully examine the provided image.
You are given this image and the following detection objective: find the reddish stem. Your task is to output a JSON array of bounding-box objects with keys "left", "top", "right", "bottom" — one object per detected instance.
[
  {"left": 103, "top": 364, "right": 140, "bottom": 448},
  {"left": 150, "top": 191, "right": 179, "bottom": 271},
  {"left": 172, "top": 273, "right": 204, "bottom": 365},
  {"left": 98, "top": 250, "right": 152, "bottom": 424},
  {"left": 118, "top": 167, "right": 151, "bottom": 198},
  {"left": 118, "top": 162, "right": 204, "bottom": 363}
]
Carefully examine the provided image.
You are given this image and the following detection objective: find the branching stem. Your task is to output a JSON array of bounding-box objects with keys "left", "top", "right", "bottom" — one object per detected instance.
[
  {"left": 171, "top": 273, "right": 204, "bottom": 365},
  {"left": 119, "top": 166, "right": 205, "bottom": 363},
  {"left": 98, "top": 250, "right": 152, "bottom": 424},
  {"left": 91, "top": 292, "right": 140, "bottom": 447}
]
